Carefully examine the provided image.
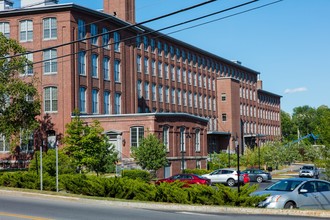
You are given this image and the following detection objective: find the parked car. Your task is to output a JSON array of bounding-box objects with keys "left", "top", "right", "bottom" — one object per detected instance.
[
  {"left": 241, "top": 169, "right": 272, "bottom": 183},
  {"left": 202, "top": 168, "right": 249, "bottom": 187},
  {"left": 155, "top": 174, "right": 211, "bottom": 186},
  {"left": 299, "top": 164, "right": 319, "bottom": 179},
  {"left": 252, "top": 178, "right": 330, "bottom": 209}
]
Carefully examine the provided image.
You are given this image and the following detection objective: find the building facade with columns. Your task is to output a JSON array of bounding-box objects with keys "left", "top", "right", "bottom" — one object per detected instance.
[{"left": 0, "top": 0, "right": 281, "bottom": 176}]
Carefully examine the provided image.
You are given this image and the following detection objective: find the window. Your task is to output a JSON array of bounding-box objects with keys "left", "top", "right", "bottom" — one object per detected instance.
[
  {"left": 144, "top": 82, "right": 149, "bottom": 100},
  {"left": 114, "top": 93, "right": 121, "bottom": 114},
  {"left": 43, "top": 17, "right": 57, "bottom": 40},
  {"left": 151, "top": 59, "right": 156, "bottom": 76},
  {"left": 137, "top": 80, "right": 142, "bottom": 98},
  {"left": 0, "top": 135, "right": 9, "bottom": 152},
  {"left": 103, "top": 57, "right": 110, "bottom": 80},
  {"left": 198, "top": 74, "right": 202, "bottom": 87},
  {"left": 157, "top": 41, "right": 162, "bottom": 55},
  {"left": 143, "top": 36, "right": 148, "bottom": 51},
  {"left": 0, "top": 22, "right": 10, "bottom": 38},
  {"left": 221, "top": 93, "right": 226, "bottom": 101},
  {"left": 180, "top": 127, "right": 185, "bottom": 152},
  {"left": 163, "top": 126, "right": 169, "bottom": 151},
  {"left": 195, "top": 129, "right": 200, "bottom": 152},
  {"left": 114, "top": 32, "right": 120, "bottom": 52},
  {"left": 188, "top": 71, "right": 192, "bottom": 85},
  {"left": 43, "top": 49, "right": 57, "bottom": 74},
  {"left": 114, "top": 59, "right": 120, "bottom": 82},
  {"left": 91, "top": 54, "right": 98, "bottom": 78},
  {"left": 188, "top": 91, "right": 192, "bottom": 107},
  {"left": 171, "top": 88, "right": 176, "bottom": 104},
  {"left": 165, "top": 86, "right": 169, "bottom": 103},
  {"left": 78, "top": 19, "right": 86, "bottom": 40},
  {"left": 151, "top": 39, "right": 155, "bottom": 52},
  {"left": 79, "top": 87, "right": 86, "bottom": 113},
  {"left": 177, "top": 67, "right": 181, "bottom": 82},
  {"left": 136, "top": 35, "right": 141, "bottom": 48},
  {"left": 78, "top": 51, "right": 86, "bottom": 75},
  {"left": 158, "top": 85, "right": 163, "bottom": 102},
  {"left": 104, "top": 91, "right": 111, "bottom": 114},
  {"left": 144, "top": 57, "right": 149, "bottom": 74},
  {"left": 182, "top": 69, "right": 186, "bottom": 84},
  {"left": 44, "top": 87, "right": 58, "bottom": 112},
  {"left": 222, "top": 113, "right": 227, "bottom": 122},
  {"left": 90, "top": 24, "right": 98, "bottom": 45},
  {"left": 193, "top": 73, "right": 197, "bottom": 86},
  {"left": 194, "top": 93, "right": 197, "bottom": 108},
  {"left": 164, "top": 63, "right": 169, "bottom": 79},
  {"left": 24, "top": 53, "right": 33, "bottom": 75},
  {"left": 92, "top": 89, "right": 99, "bottom": 114},
  {"left": 158, "top": 61, "right": 162, "bottom": 77},
  {"left": 152, "top": 83, "right": 156, "bottom": 101},
  {"left": 137, "top": 55, "right": 141, "bottom": 72},
  {"left": 171, "top": 65, "right": 175, "bottom": 81},
  {"left": 177, "top": 89, "right": 181, "bottom": 105},
  {"left": 131, "top": 126, "right": 144, "bottom": 147},
  {"left": 102, "top": 28, "right": 110, "bottom": 49},
  {"left": 183, "top": 90, "right": 187, "bottom": 106},
  {"left": 20, "top": 20, "right": 33, "bottom": 42}
]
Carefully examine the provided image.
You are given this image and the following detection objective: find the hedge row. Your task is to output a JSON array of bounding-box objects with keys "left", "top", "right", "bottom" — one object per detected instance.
[{"left": 0, "top": 171, "right": 266, "bottom": 207}]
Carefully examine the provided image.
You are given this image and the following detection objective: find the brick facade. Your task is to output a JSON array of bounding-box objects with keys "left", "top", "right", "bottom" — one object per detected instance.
[{"left": 0, "top": 0, "right": 281, "bottom": 177}]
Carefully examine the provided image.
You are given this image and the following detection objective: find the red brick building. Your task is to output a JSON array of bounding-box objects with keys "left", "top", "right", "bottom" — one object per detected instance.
[{"left": 0, "top": 0, "right": 281, "bottom": 176}]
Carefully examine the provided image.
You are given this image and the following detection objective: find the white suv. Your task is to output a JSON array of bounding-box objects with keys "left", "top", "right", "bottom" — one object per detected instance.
[
  {"left": 202, "top": 168, "right": 241, "bottom": 186},
  {"left": 299, "top": 164, "right": 319, "bottom": 178}
]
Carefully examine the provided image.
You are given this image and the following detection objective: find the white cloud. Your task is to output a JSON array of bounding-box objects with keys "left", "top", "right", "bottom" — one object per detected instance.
[{"left": 284, "top": 87, "right": 307, "bottom": 94}]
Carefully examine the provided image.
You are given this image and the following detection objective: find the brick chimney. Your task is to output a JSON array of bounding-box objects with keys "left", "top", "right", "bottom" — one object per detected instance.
[{"left": 103, "top": 0, "right": 135, "bottom": 24}]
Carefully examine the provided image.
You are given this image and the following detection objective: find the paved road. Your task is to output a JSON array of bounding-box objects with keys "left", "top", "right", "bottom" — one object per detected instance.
[{"left": 0, "top": 191, "right": 326, "bottom": 220}]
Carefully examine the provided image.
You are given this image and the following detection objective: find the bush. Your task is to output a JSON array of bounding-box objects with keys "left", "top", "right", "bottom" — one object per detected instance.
[
  {"left": 0, "top": 171, "right": 55, "bottom": 190},
  {"left": 154, "top": 181, "right": 190, "bottom": 204},
  {"left": 183, "top": 169, "right": 210, "bottom": 175},
  {"left": 121, "top": 169, "right": 151, "bottom": 182}
]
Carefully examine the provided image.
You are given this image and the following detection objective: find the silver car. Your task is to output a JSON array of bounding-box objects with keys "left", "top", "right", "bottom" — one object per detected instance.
[
  {"left": 202, "top": 168, "right": 242, "bottom": 187},
  {"left": 252, "top": 178, "right": 330, "bottom": 209}
]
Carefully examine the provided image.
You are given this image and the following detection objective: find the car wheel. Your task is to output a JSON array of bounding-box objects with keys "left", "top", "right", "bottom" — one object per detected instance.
[
  {"left": 284, "top": 201, "right": 296, "bottom": 209},
  {"left": 227, "top": 178, "right": 235, "bottom": 187},
  {"left": 256, "top": 176, "right": 263, "bottom": 183}
]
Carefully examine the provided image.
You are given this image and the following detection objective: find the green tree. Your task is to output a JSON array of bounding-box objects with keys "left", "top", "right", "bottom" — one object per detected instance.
[
  {"left": 0, "top": 33, "right": 40, "bottom": 149},
  {"left": 281, "top": 110, "right": 297, "bottom": 142},
  {"left": 292, "top": 105, "right": 317, "bottom": 139},
  {"left": 29, "top": 149, "right": 76, "bottom": 176},
  {"left": 131, "top": 133, "right": 168, "bottom": 177},
  {"left": 63, "top": 113, "right": 118, "bottom": 176}
]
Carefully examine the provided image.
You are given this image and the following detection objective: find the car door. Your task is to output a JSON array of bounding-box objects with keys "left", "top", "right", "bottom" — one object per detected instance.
[
  {"left": 249, "top": 170, "right": 257, "bottom": 182},
  {"left": 211, "top": 170, "right": 223, "bottom": 183},
  {"left": 315, "top": 181, "right": 330, "bottom": 209},
  {"left": 298, "top": 181, "right": 322, "bottom": 209}
]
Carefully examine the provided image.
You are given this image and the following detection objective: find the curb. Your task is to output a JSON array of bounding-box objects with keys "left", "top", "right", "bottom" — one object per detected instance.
[{"left": 1, "top": 189, "right": 330, "bottom": 218}]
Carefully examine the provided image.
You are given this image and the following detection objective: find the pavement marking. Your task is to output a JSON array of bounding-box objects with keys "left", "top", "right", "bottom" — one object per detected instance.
[
  {"left": 177, "top": 211, "right": 217, "bottom": 216},
  {"left": 0, "top": 212, "right": 52, "bottom": 220}
]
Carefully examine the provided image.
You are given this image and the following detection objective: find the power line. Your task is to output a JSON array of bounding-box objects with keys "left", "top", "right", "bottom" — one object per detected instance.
[
  {"left": 163, "top": 0, "right": 283, "bottom": 37},
  {"left": 1, "top": 0, "right": 217, "bottom": 60},
  {"left": 22, "top": 0, "right": 261, "bottom": 68}
]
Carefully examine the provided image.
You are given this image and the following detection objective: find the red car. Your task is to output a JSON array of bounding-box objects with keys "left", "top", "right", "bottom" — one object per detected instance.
[{"left": 155, "top": 174, "right": 211, "bottom": 186}]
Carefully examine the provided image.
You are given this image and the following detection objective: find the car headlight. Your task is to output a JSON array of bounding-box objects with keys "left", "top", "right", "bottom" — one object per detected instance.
[{"left": 265, "top": 195, "right": 281, "bottom": 203}]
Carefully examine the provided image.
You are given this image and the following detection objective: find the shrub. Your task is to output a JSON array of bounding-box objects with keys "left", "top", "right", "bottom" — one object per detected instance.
[
  {"left": 183, "top": 169, "right": 210, "bottom": 175},
  {"left": 154, "top": 181, "right": 190, "bottom": 204},
  {"left": 121, "top": 170, "right": 151, "bottom": 182}
]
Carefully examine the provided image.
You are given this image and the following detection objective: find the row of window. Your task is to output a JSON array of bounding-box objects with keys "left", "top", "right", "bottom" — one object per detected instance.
[
  {"left": 44, "top": 86, "right": 121, "bottom": 115},
  {"left": 137, "top": 56, "right": 216, "bottom": 91},
  {"left": 137, "top": 80, "right": 216, "bottom": 111},
  {"left": 78, "top": 51, "right": 120, "bottom": 81},
  {"left": 78, "top": 19, "right": 120, "bottom": 51},
  {"left": 0, "top": 18, "right": 57, "bottom": 42}
]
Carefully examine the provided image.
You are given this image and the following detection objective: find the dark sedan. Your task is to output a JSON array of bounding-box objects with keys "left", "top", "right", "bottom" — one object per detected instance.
[
  {"left": 242, "top": 169, "right": 272, "bottom": 183},
  {"left": 155, "top": 174, "right": 211, "bottom": 186}
]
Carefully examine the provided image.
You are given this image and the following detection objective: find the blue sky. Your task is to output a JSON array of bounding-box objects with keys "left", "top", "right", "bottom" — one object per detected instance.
[{"left": 14, "top": 0, "right": 330, "bottom": 114}]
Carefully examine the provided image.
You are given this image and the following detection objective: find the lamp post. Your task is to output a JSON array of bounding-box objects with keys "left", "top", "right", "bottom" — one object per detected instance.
[
  {"left": 257, "top": 142, "right": 260, "bottom": 170},
  {"left": 235, "top": 140, "right": 240, "bottom": 193}
]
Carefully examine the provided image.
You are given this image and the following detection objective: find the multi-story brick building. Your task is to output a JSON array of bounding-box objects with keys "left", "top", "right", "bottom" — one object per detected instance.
[{"left": 0, "top": 0, "right": 281, "bottom": 176}]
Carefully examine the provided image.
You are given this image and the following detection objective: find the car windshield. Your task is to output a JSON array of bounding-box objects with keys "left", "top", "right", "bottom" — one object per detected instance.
[
  {"left": 302, "top": 166, "right": 314, "bottom": 170},
  {"left": 266, "top": 180, "right": 303, "bottom": 192}
]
